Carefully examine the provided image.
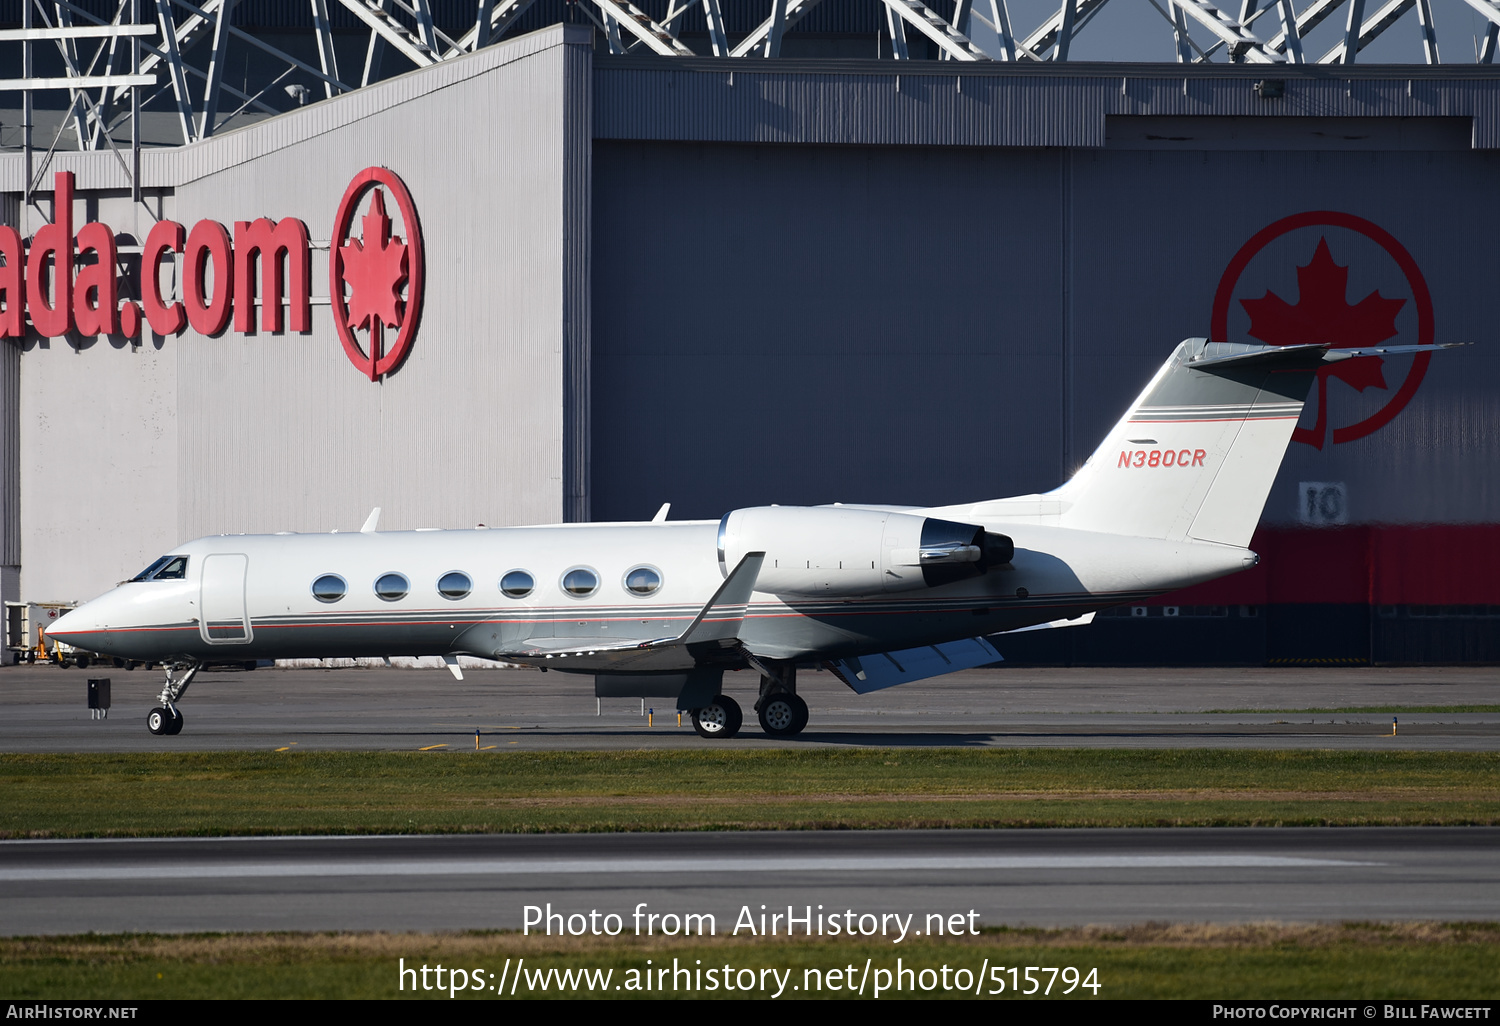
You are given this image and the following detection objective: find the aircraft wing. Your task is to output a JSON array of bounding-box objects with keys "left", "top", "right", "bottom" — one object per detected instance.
[
  {"left": 824, "top": 612, "right": 1096, "bottom": 694},
  {"left": 826, "top": 636, "right": 1003, "bottom": 695},
  {"left": 493, "top": 552, "right": 766, "bottom": 672}
]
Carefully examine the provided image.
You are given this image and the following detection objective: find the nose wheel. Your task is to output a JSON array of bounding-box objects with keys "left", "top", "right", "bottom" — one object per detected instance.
[
  {"left": 146, "top": 706, "right": 184, "bottom": 736},
  {"left": 146, "top": 663, "right": 199, "bottom": 736},
  {"left": 757, "top": 693, "right": 808, "bottom": 737},
  {"left": 690, "top": 695, "right": 743, "bottom": 739}
]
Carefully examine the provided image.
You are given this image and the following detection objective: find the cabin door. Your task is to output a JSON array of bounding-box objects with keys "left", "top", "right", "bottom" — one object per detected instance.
[{"left": 200, "top": 553, "right": 252, "bottom": 645}]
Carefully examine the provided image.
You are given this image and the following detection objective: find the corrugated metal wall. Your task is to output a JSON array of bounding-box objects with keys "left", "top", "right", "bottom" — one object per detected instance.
[
  {"left": 0, "top": 26, "right": 592, "bottom": 603},
  {"left": 592, "top": 140, "right": 1067, "bottom": 519},
  {"left": 591, "top": 140, "right": 1500, "bottom": 529},
  {"left": 0, "top": 192, "right": 18, "bottom": 605},
  {"left": 594, "top": 61, "right": 1500, "bottom": 148},
  {"left": 173, "top": 25, "right": 589, "bottom": 544},
  {"left": 587, "top": 60, "right": 1500, "bottom": 662}
]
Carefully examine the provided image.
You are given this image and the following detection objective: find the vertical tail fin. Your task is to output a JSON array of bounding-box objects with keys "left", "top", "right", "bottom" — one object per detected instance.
[{"left": 1056, "top": 339, "right": 1322, "bottom": 546}]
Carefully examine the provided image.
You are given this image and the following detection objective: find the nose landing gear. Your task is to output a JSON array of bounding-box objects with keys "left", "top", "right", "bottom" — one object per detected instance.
[
  {"left": 146, "top": 663, "right": 200, "bottom": 737},
  {"left": 146, "top": 706, "right": 184, "bottom": 735}
]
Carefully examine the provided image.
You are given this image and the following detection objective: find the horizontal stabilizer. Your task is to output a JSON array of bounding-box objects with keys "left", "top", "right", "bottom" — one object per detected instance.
[
  {"left": 826, "top": 636, "right": 1002, "bottom": 695},
  {"left": 999, "top": 611, "right": 1096, "bottom": 634},
  {"left": 1186, "top": 341, "right": 1467, "bottom": 371}
]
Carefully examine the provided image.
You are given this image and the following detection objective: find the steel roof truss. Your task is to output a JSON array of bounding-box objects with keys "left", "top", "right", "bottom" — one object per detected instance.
[
  {"left": 45, "top": 1, "right": 96, "bottom": 148},
  {"left": 589, "top": 0, "right": 695, "bottom": 57},
  {"left": 988, "top": 0, "right": 1018, "bottom": 58},
  {"left": 767, "top": 0, "right": 789, "bottom": 56},
  {"left": 1264, "top": 0, "right": 1344, "bottom": 53},
  {"left": 334, "top": 0, "right": 440, "bottom": 70},
  {"left": 1020, "top": 0, "right": 1108, "bottom": 62},
  {"left": 198, "top": 0, "right": 238, "bottom": 138},
  {"left": 885, "top": 1, "right": 909, "bottom": 57},
  {"left": 1056, "top": 0, "right": 1078, "bottom": 58},
  {"left": 1317, "top": 0, "right": 1416, "bottom": 63},
  {"left": 1341, "top": 0, "right": 1367, "bottom": 61},
  {"left": 881, "top": 0, "right": 992, "bottom": 59},
  {"left": 153, "top": 0, "right": 197, "bottom": 142},
  {"left": 1414, "top": 0, "right": 1438, "bottom": 62},
  {"left": 1460, "top": 0, "right": 1500, "bottom": 61},
  {"left": 1170, "top": 0, "right": 1279, "bottom": 61},
  {"left": 700, "top": 0, "right": 728, "bottom": 56},
  {"left": 412, "top": 0, "right": 438, "bottom": 51},
  {"left": 728, "top": 0, "right": 823, "bottom": 58},
  {"left": 310, "top": 0, "right": 342, "bottom": 96},
  {"left": 447, "top": 0, "right": 537, "bottom": 55},
  {"left": 1461, "top": 0, "right": 1500, "bottom": 26}
]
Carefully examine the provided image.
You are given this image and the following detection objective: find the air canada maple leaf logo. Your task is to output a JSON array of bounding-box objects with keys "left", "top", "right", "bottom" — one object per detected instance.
[
  {"left": 330, "top": 168, "right": 425, "bottom": 381},
  {"left": 1210, "top": 212, "right": 1434, "bottom": 449},
  {"left": 1240, "top": 237, "right": 1406, "bottom": 449}
]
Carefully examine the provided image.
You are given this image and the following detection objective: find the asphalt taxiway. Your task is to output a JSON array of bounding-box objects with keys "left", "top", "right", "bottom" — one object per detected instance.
[
  {"left": 1, "top": 827, "right": 1494, "bottom": 935},
  {"left": 1, "top": 663, "right": 1495, "bottom": 752}
]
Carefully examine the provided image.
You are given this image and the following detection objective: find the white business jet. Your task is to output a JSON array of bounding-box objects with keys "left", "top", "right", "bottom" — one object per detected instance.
[{"left": 50, "top": 339, "right": 1455, "bottom": 739}]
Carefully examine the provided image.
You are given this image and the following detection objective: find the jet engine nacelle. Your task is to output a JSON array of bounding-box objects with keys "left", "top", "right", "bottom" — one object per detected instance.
[{"left": 717, "top": 506, "right": 1013, "bottom": 597}]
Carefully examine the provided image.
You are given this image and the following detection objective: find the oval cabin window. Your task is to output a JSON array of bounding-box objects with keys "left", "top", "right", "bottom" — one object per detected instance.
[
  {"left": 562, "top": 568, "right": 599, "bottom": 597},
  {"left": 438, "top": 571, "right": 471, "bottom": 600},
  {"left": 374, "top": 572, "right": 409, "bottom": 602},
  {"left": 500, "top": 570, "right": 534, "bottom": 599},
  {"left": 311, "top": 574, "right": 346, "bottom": 603},
  {"left": 624, "top": 566, "right": 662, "bottom": 596}
]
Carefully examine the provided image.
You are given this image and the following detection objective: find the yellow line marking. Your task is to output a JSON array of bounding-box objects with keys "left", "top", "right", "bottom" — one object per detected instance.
[
  {"left": 479, "top": 745, "right": 497, "bottom": 750},
  {"left": 508, "top": 741, "right": 518, "bottom": 744},
  {"left": 274, "top": 747, "right": 290, "bottom": 752},
  {"left": 419, "top": 744, "right": 448, "bottom": 751}
]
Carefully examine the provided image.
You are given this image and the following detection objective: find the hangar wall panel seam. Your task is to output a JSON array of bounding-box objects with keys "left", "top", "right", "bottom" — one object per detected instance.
[
  {"left": 562, "top": 34, "right": 593, "bottom": 523},
  {"left": 0, "top": 191, "right": 18, "bottom": 602}
]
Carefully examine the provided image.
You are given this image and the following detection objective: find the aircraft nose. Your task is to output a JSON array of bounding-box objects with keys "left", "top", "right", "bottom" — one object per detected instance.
[{"left": 48, "top": 600, "right": 117, "bottom": 654}]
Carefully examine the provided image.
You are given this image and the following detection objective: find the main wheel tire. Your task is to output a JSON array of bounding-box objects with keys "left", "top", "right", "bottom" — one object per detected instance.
[
  {"left": 75, "top": 655, "right": 90, "bottom": 669},
  {"left": 758, "top": 694, "right": 800, "bottom": 736},
  {"left": 691, "top": 695, "right": 743, "bottom": 739},
  {"left": 146, "top": 707, "right": 170, "bottom": 735},
  {"left": 786, "top": 693, "right": 809, "bottom": 735},
  {"left": 165, "top": 708, "right": 184, "bottom": 735}
]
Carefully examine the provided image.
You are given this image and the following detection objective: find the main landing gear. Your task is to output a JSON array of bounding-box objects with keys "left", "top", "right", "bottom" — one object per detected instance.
[
  {"left": 690, "top": 695, "right": 743, "bottom": 739},
  {"left": 147, "top": 663, "right": 200, "bottom": 737},
  {"left": 754, "top": 663, "right": 808, "bottom": 737}
]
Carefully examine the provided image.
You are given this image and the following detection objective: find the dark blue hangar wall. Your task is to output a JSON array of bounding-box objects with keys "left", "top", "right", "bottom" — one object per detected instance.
[{"left": 586, "top": 57, "right": 1500, "bottom": 665}]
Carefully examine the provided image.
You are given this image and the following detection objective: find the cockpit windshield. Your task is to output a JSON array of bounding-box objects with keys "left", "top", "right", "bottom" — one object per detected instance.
[{"left": 130, "top": 555, "right": 189, "bottom": 582}]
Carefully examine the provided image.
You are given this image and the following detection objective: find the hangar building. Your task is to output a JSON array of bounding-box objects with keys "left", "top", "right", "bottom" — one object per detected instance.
[{"left": 3, "top": 16, "right": 1498, "bottom": 664}]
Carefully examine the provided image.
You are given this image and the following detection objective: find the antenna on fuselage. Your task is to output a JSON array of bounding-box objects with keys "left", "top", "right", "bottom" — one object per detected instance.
[
  {"left": 360, "top": 508, "right": 382, "bottom": 534},
  {"left": 651, "top": 503, "right": 670, "bottom": 523}
]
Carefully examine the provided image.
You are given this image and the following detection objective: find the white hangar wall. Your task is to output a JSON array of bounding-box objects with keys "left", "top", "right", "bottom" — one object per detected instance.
[{"left": 0, "top": 25, "right": 590, "bottom": 604}]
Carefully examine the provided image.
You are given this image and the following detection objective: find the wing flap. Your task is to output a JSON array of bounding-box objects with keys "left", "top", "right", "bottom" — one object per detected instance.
[{"left": 826, "top": 636, "right": 1003, "bottom": 695}]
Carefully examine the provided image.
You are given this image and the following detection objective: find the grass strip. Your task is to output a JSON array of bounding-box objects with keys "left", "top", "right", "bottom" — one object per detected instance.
[
  {"left": 3, "top": 749, "right": 1497, "bottom": 837},
  {"left": 1199, "top": 706, "right": 1500, "bottom": 715},
  {"left": 4, "top": 923, "right": 1497, "bottom": 999}
]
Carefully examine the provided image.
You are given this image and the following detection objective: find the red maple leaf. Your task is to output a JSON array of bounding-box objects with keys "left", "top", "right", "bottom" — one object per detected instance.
[
  {"left": 1238, "top": 237, "right": 1405, "bottom": 448},
  {"left": 339, "top": 189, "right": 407, "bottom": 335}
]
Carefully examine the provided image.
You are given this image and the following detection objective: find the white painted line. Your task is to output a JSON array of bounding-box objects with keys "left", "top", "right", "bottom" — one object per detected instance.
[{"left": 0, "top": 853, "right": 1380, "bottom": 882}]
